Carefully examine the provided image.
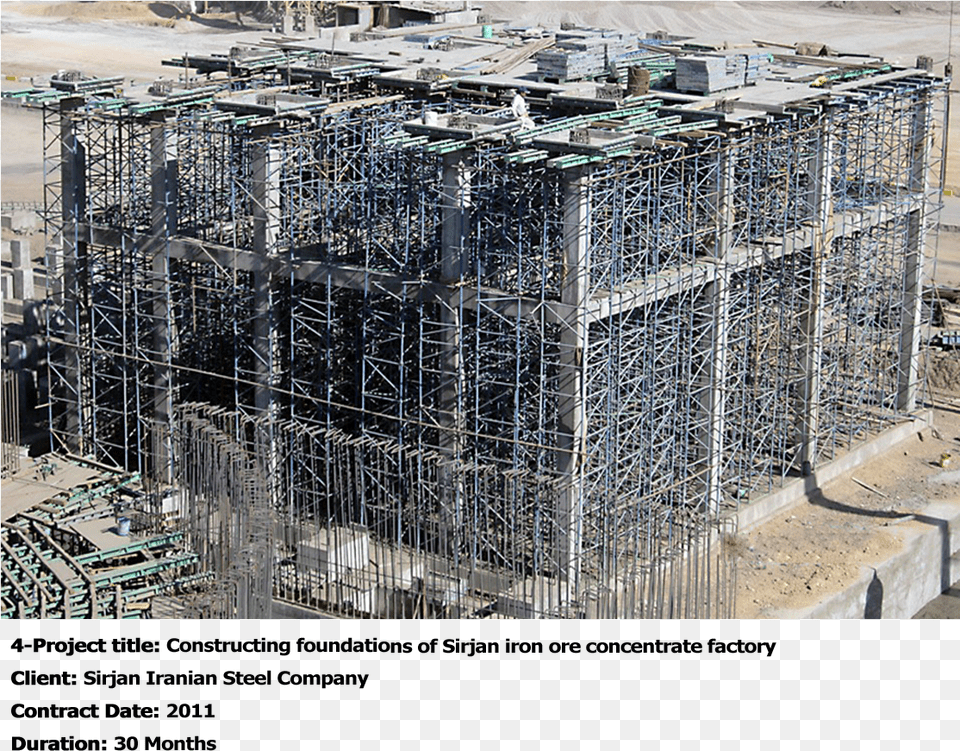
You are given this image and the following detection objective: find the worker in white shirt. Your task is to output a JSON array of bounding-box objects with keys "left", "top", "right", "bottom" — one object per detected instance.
[{"left": 510, "top": 87, "right": 536, "bottom": 130}]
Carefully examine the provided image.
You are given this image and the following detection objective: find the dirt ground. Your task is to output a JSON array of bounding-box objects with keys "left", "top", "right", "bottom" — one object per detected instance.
[
  {"left": 1, "top": 1, "right": 959, "bottom": 616},
  {"left": 937, "top": 232, "right": 960, "bottom": 288},
  {"left": 734, "top": 390, "right": 960, "bottom": 618},
  {"left": 1, "top": 4, "right": 262, "bottom": 81}
]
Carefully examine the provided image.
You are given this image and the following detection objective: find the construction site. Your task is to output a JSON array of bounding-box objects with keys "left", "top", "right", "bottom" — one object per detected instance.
[{"left": 1, "top": 1, "right": 958, "bottom": 620}]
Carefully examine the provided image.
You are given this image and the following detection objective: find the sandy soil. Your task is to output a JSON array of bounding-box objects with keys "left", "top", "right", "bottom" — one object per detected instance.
[
  {"left": 937, "top": 232, "right": 960, "bottom": 288},
  {"left": 1, "top": 105, "right": 43, "bottom": 204},
  {"left": 1, "top": 2, "right": 265, "bottom": 81},
  {"left": 734, "top": 344, "right": 960, "bottom": 618},
  {"left": 483, "top": 2, "right": 957, "bottom": 65},
  {"left": 926, "top": 347, "right": 960, "bottom": 392},
  {"left": 12, "top": 1, "right": 182, "bottom": 24}
]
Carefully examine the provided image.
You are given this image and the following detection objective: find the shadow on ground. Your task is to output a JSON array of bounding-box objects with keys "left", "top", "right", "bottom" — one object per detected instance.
[{"left": 801, "top": 475, "right": 955, "bottom": 618}]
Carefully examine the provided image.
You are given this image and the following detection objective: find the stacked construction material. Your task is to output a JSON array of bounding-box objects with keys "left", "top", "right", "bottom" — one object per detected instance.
[
  {"left": 536, "top": 29, "right": 638, "bottom": 81},
  {"left": 676, "top": 54, "right": 746, "bottom": 93},
  {"left": 557, "top": 28, "right": 637, "bottom": 59},
  {"left": 744, "top": 50, "right": 773, "bottom": 84}
]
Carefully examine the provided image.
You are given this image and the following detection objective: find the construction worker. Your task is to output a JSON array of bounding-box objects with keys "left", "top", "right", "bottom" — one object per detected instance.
[{"left": 510, "top": 87, "right": 536, "bottom": 130}]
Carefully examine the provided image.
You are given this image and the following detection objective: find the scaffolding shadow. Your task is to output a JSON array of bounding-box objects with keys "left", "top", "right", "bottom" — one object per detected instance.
[{"left": 802, "top": 474, "right": 952, "bottom": 614}]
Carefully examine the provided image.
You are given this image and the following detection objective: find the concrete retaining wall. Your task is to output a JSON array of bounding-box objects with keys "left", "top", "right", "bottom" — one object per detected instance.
[
  {"left": 269, "top": 598, "right": 331, "bottom": 619},
  {"left": 779, "top": 499, "right": 960, "bottom": 619}
]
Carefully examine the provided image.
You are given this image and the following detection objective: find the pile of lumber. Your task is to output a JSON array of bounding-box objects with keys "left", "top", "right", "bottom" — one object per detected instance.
[
  {"left": 744, "top": 50, "right": 773, "bottom": 84},
  {"left": 477, "top": 36, "right": 556, "bottom": 75}
]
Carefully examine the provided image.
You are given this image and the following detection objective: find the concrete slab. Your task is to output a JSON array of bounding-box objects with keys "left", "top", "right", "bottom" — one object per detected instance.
[{"left": 70, "top": 517, "right": 134, "bottom": 553}]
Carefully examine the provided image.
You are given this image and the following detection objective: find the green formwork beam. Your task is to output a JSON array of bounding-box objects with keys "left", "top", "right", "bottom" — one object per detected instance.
[
  {"left": 504, "top": 149, "right": 550, "bottom": 164},
  {"left": 514, "top": 102, "right": 663, "bottom": 145},
  {"left": 123, "top": 571, "right": 216, "bottom": 602},
  {"left": 650, "top": 120, "right": 719, "bottom": 137},
  {"left": 24, "top": 473, "right": 140, "bottom": 523},
  {"left": 613, "top": 111, "right": 663, "bottom": 131},
  {"left": 90, "top": 553, "right": 199, "bottom": 587},
  {"left": 547, "top": 146, "right": 634, "bottom": 170},
  {"left": 383, "top": 133, "right": 429, "bottom": 147},
  {"left": 75, "top": 532, "right": 185, "bottom": 565},
  {"left": 3, "top": 567, "right": 211, "bottom": 620}
]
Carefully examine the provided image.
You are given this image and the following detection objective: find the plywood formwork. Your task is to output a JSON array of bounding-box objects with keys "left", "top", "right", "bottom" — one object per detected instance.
[{"left": 29, "top": 37, "right": 949, "bottom": 618}]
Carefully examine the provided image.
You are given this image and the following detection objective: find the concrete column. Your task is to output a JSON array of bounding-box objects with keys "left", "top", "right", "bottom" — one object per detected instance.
[
  {"left": 10, "top": 240, "right": 34, "bottom": 301},
  {"left": 251, "top": 139, "right": 281, "bottom": 416},
  {"left": 12, "top": 268, "right": 33, "bottom": 301},
  {"left": 699, "top": 148, "right": 734, "bottom": 513},
  {"left": 437, "top": 153, "right": 471, "bottom": 555},
  {"left": 897, "top": 94, "right": 932, "bottom": 413},
  {"left": 45, "top": 245, "right": 63, "bottom": 299},
  {"left": 251, "top": 136, "right": 281, "bottom": 521},
  {"left": 149, "top": 115, "right": 177, "bottom": 483},
  {"left": 10, "top": 240, "right": 29, "bottom": 269},
  {"left": 59, "top": 98, "right": 87, "bottom": 454},
  {"left": 556, "top": 168, "right": 590, "bottom": 585},
  {"left": 799, "top": 125, "right": 834, "bottom": 475}
]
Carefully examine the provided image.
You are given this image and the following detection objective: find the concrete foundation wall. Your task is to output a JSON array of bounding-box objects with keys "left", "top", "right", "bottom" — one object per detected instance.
[{"left": 785, "top": 500, "right": 960, "bottom": 618}]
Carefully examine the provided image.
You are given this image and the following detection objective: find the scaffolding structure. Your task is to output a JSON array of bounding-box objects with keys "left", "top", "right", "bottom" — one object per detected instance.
[
  {"left": 1, "top": 370, "right": 20, "bottom": 477},
  {"left": 34, "top": 40, "right": 948, "bottom": 618}
]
